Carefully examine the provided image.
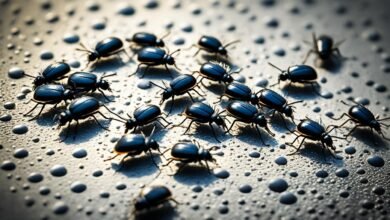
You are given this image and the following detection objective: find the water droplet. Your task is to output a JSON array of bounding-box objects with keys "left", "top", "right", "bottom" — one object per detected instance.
[
  {"left": 72, "top": 148, "right": 87, "bottom": 158},
  {"left": 344, "top": 146, "right": 356, "bottom": 154},
  {"left": 268, "top": 178, "right": 288, "bottom": 192},
  {"left": 52, "top": 201, "right": 68, "bottom": 214},
  {"left": 4, "top": 102, "right": 15, "bottom": 109},
  {"left": 272, "top": 46, "right": 285, "bottom": 56},
  {"left": 63, "top": 33, "right": 79, "bottom": 44},
  {"left": 1, "top": 160, "right": 16, "bottom": 171},
  {"left": 116, "top": 182, "right": 126, "bottom": 190},
  {"left": 238, "top": 184, "right": 252, "bottom": 193},
  {"left": 249, "top": 151, "right": 260, "bottom": 158},
  {"left": 274, "top": 156, "right": 287, "bottom": 165},
  {"left": 40, "top": 50, "right": 54, "bottom": 60},
  {"left": 50, "top": 165, "right": 67, "bottom": 177},
  {"left": 213, "top": 168, "right": 230, "bottom": 179},
  {"left": 367, "top": 155, "right": 384, "bottom": 167},
  {"left": 70, "top": 181, "right": 87, "bottom": 193},
  {"left": 12, "top": 124, "right": 28, "bottom": 134},
  {"left": 137, "top": 80, "right": 151, "bottom": 89},
  {"left": 8, "top": 67, "right": 25, "bottom": 79},
  {"left": 279, "top": 192, "right": 297, "bottom": 204},
  {"left": 0, "top": 114, "right": 12, "bottom": 122},
  {"left": 335, "top": 168, "right": 349, "bottom": 178},
  {"left": 315, "top": 170, "right": 329, "bottom": 178},
  {"left": 118, "top": 5, "right": 135, "bottom": 16},
  {"left": 27, "top": 172, "right": 44, "bottom": 183},
  {"left": 13, "top": 148, "right": 29, "bottom": 158}
]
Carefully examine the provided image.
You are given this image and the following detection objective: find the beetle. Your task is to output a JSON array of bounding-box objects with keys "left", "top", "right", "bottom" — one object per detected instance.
[
  {"left": 76, "top": 37, "right": 126, "bottom": 66},
  {"left": 257, "top": 89, "right": 303, "bottom": 130},
  {"left": 104, "top": 127, "right": 164, "bottom": 170},
  {"left": 163, "top": 141, "right": 219, "bottom": 175},
  {"left": 119, "top": 104, "right": 171, "bottom": 133},
  {"left": 193, "top": 62, "right": 241, "bottom": 86},
  {"left": 217, "top": 82, "right": 259, "bottom": 105},
  {"left": 127, "top": 31, "right": 169, "bottom": 48},
  {"left": 267, "top": 62, "right": 325, "bottom": 97},
  {"left": 192, "top": 35, "right": 240, "bottom": 57},
  {"left": 175, "top": 102, "right": 228, "bottom": 142},
  {"left": 67, "top": 72, "right": 116, "bottom": 101},
  {"left": 131, "top": 47, "right": 180, "bottom": 78},
  {"left": 150, "top": 74, "right": 204, "bottom": 114},
  {"left": 286, "top": 118, "right": 345, "bottom": 158},
  {"left": 133, "top": 185, "right": 179, "bottom": 213},
  {"left": 24, "top": 62, "right": 71, "bottom": 87},
  {"left": 24, "top": 84, "right": 76, "bottom": 121},
  {"left": 330, "top": 100, "right": 390, "bottom": 141},
  {"left": 226, "top": 101, "right": 274, "bottom": 145},
  {"left": 56, "top": 96, "right": 123, "bottom": 141},
  {"left": 303, "top": 33, "right": 345, "bottom": 64}
]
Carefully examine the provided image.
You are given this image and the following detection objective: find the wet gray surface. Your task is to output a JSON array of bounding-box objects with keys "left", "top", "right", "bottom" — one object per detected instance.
[{"left": 0, "top": 0, "right": 390, "bottom": 219}]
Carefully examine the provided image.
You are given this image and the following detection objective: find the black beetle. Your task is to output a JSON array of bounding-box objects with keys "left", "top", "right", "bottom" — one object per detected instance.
[
  {"left": 287, "top": 118, "right": 344, "bottom": 158},
  {"left": 303, "top": 33, "right": 344, "bottom": 64},
  {"left": 104, "top": 127, "right": 164, "bottom": 170},
  {"left": 67, "top": 72, "right": 116, "bottom": 101},
  {"left": 217, "top": 82, "right": 259, "bottom": 105},
  {"left": 257, "top": 89, "right": 302, "bottom": 129},
  {"left": 150, "top": 74, "right": 204, "bottom": 114},
  {"left": 76, "top": 37, "right": 126, "bottom": 66},
  {"left": 268, "top": 62, "right": 325, "bottom": 97},
  {"left": 175, "top": 102, "right": 227, "bottom": 142},
  {"left": 56, "top": 96, "right": 123, "bottom": 141},
  {"left": 330, "top": 100, "right": 390, "bottom": 141},
  {"left": 24, "top": 62, "right": 71, "bottom": 87},
  {"left": 133, "top": 185, "right": 179, "bottom": 213},
  {"left": 193, "top": 62, "right": 241, "bottom": 85},
  {"left": 226, "top": 101, "right": 274, "bottom": 145},
  {"left": 163, "top": 141, "right": 219, "bottom": 175},
  {"left": 193, "top": 35, "right": 240, "bottom": 57},
  {"left": 127, "top": 31, "right": 169, "bottom": 48},
  {"left": 24, "top": 84, "right": 76, "bottom": 121},
  {"left": 131, "top": 47, "right": 180, "bottom": 78},
  {"left": 119, "top": 104, "right": 171, "bottom": 133}
]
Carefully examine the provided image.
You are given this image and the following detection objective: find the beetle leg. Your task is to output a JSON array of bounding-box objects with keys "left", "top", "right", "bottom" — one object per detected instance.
[
  {"left": 115, "top": 154, "right": 131, "bottom": 173},
  {"left": 378, "top": 117, "right": 390, "bottom": 121},
  {"left": 91, "top": 115, "right": 110, "bottom": 131},
  {"left": 279, "top": 113, "right": 294, "bottom": 132},
  {"left": 28, "top": 104, "right": 46, "bottom": 121},
  {"left": 167, "top": 96, "right": 175, "bottom": 115},
  {"left": 164, "top": 64, "right": 173, "bottom": 78},
  {"left": 226, "top": 119, "right": 239, "bottom": 134},
  {"left": 24, "top": 103, "right": 40, "bottom": 116},
  {"left": 187, "top": 92, "right": 195, "bottom": 102},
  {"left": 148, "top": 150, "right": 160, "bottom": 170},
  {"left": 192, "top": 88, "right": 205, "bottom": 98},
  {"left": 379, "top": 122, "right": 390, "bottom": 128},
  {"left": 130, "top": 63, "right": 144, "bottom": 77},
  {"left": 199, "top": 77, "right": 207, "bottom": 87},
  {"left": 98, "top": 89, "right": 112, "bottom": 102},
  {"left": 379, "top": 131, "right": 390, "bottom": 141},
  {"left": 287, "top": 137, "right": 306, "bottom": 155},
  {"left": 255, "top": 125, "right": 270, "bottom": 146},
  {"left": 302, "top": 49, "right": 315, "bottom": 64},
  {"left": 162, "top": 158, "right": 174, "bottom": 167},
  {"left": 329, "top": 112, "right": 350, "bottom": 121},
  {"left": 209, "top": 123, "right": 222, "bottom": 143},
  {"left": 169, "top": 198, "right": 181, "bottom": 207},
  {"left": 100, "top": 106, "right": 126, "bottom": 121},
  {"left": 103, "top": 154, "right": 120, "bottom": 162},
  {"left": 344, "top": 124, "right": 361, "bottom": 138},
  {"left": 157, "top": 116, "right": 172, "bottom": 126},
  {"left": 59, "top": 121, "right": 72, "bottom": 143},
  {"left": 183, "top": 120, "right": 195, "bottom": 135},
  {"left": 193, "top": 48, "right": 201, "bottom": 57},
  {"left": 72, "top": 120, "right": 80, "bottom": 141},
  {"left": 204, "top": 160, "right": 212, "bottom": 174},
  {"left": 286, "top": 135, "right": 301, "bottom": 146},
  {"left": 174, "top": 117, "right": 188, "bottom": 128}
]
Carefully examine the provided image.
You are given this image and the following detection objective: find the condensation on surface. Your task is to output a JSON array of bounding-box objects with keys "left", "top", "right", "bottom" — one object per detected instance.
[{"left": 0, "top": 0, "right": 389, "bottom": 219}]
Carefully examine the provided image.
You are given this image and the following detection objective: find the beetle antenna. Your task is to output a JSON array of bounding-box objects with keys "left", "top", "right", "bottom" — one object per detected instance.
[
  {"left": 170, "top": 49, "right": 181, "bottom": 56},
  {"left": 101, "top": 105, "right": 127, "bottom": 121},
  {"left": 149, "top": 125, "right": 157, "bottom": 138},
  {"left": 312, "top": 32, "right": 317, "bottom": 44},
  {"left": 288, "top": 100, "right": 303, "bottom": 105},
  {"left": 161, "top": 80, "right": 168, "bottom": 88},
  {"left": 174, "top": 63, "right": 181, "bottom": 71},
  {"left": 101, "top": 72, "right": 117, "bottom": 78},
  {"left": 334, "top": 38, "right": 346, "bottom": 48},
  {"left": 378, "top": 117, "right": 390, "bottom": 121},
  {"left": 340, "top": 100, "right": 353, "bottom": 106},
  {"left": 160, "top": 30, "right": 171, "bottom": 39},
  {"left": 223, "top": 40, "right": 240, "bottom": 48},
  {"left": 23, "top": 73, "right": 36, "bottom": 78},
  {"left": 150, "top": 82, "right": 165, "bottom": 90},
  {"left": 267, "top": 62, "right": 283, "bottom": 72}
]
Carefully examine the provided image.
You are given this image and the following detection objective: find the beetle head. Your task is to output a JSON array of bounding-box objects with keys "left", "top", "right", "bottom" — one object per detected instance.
[
  {"left": 125, "top": 119, "right": 136, "bottom": 131},
  {"left": 279, "top": 72, "right": 289, "bottom": 81},
  {"left": 99, "top": 80, "right": 110, "bottom": 90},
  {"left": 63, "top": 89, "right": 76, "bottom": 100},
  {"left": 147, "top": 138, "right": 159, "bottom": 150},
  {"left": 322, "top": 134, "right": 335, "bottom": 150},
  {"left": 156, "top": 39, "right": 165, "bottom": 47},
  {"left": 218, "top": 46, "right": 227, "bottom": 56},
  {"left": 134, "top": 197, "right": 147, "bottom": 211},
  {"left": 223, "top": 74, "right": 234, "bottom": 83},
  {"left": 370, "top": 120, "right": 381, "bottom": 132},
  {"left": 164, "top": 54, "right": 175, "bottom": 65},
  {"left": 199, "top": 148, "right": 214, "bottom": 162},
  {"left": 283, "top": 106, "right": 293, "bottom": 117},
  {"left": 33, "top": 76, "right": 45, "bottom": 86},
  {"left": 58, "top": 111, "right": 71, "bottom": 126},
  {"left": 161, "top": 88, "right": 173, "bottom": 104},
  {"left": 254, "top": 114, "right": 267, "bottom": 127},
  {"left": 88, "top": 52, "right": 99, "bottom": 61}
]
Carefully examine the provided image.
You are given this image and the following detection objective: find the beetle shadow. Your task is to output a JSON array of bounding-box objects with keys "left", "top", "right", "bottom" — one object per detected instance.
[
  {"left": 289, "top": 142, "right": 345, "bottom": 166},
  {"left": 30, "top": 106, "right": 66, "bottom": 127},
  {"left": 233, "top": 125, "right": 278, "bottom": 147},
  {"left": 88, "top": 57, "right": 127, "bottom": 73},
  {"left": 279, "top": 84, "right": 320, "bottom": 100},
  {"left": 268, "top": 113, "right": 296, "bottom": 133},
  {"left": 349, "top": 129, "right": 389, "bottom": 150},
  {"left": 58, "top": 119, "right": 110, "bottom": 144},
  {"left": 201, "top": 83, "right": 224, "bottom": 96},
  {"left": 111, "top": 153, "right": 162, "bottom": 177},
  {"left": 315, "top": 57, "right": 344, "bottom": 73},
  {"left": 133, "top": 66, "right": 181, "bottom": 80},
  {"left": 172, "top": 165, "right": 218, "bottom": 186},
  {"left": 162, "top": 97, "right": 194, "bottom": 116},
  {"left": 183, "top": 123, "right": 229, "bottom": 144},
  {"left": 200, "top": 54, "right": 235, "bottom": 66},
  {"left": 134, "top": 204, "right": 178, "bottom": 220}
]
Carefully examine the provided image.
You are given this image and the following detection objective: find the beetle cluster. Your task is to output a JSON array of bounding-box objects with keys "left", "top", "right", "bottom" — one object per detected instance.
[{"left": 23, "top": 33, "right": 389, "bottom": 214}]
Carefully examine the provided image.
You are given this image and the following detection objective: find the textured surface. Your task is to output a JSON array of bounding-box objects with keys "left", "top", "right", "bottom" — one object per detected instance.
[{"left": 0, "top": 0, "right": 390, "bottom": 219}]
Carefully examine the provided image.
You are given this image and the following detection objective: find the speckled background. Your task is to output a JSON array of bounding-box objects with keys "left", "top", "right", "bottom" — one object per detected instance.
[{"left": 0, "top": 0, "right": 389, "bottom": 219}]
